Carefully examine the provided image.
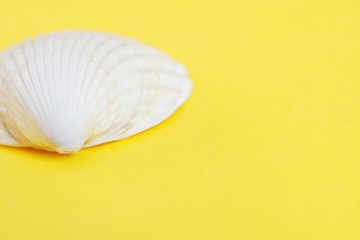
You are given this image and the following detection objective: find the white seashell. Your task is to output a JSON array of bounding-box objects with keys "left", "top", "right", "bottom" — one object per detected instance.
[{"left": 0, "top": 31, "right": 192, "bottom": 153}]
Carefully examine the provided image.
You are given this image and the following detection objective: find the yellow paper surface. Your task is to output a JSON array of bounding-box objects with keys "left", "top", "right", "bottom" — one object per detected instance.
[{"left": 0, "top": 0, "right": 360, "bottom": 239}]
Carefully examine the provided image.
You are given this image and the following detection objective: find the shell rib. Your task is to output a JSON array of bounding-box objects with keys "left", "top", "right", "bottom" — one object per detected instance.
[{"left": 0, "top": 31, "right": 192, "bottom": 153}]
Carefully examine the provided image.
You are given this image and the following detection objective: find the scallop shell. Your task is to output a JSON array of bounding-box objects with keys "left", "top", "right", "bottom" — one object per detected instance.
[{"left": 0, "top": 31, "right": 192, "bottom": 153}]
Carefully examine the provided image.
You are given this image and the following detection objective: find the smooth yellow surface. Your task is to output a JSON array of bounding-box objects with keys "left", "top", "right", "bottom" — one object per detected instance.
[{"left": 0, "top": 0, "right": 360, "bottom": 239}]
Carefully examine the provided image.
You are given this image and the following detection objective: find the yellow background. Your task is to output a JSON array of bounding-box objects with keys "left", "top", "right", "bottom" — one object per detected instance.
[{"left": 0, "top": 0, "right": 360, "bottom": 239}]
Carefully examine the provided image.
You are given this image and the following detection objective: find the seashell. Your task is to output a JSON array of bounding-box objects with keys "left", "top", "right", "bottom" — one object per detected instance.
[{"left": 0, "top": 31, "right": 192, "bottom": 153}]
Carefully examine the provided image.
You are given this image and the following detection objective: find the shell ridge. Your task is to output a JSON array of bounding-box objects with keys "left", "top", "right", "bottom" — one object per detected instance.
[
  {"left": 0, "top": 90, "right": 31, "bottom": 146},
  {"left": 63, "top": 31, "right": 83, "bottom": 116},
  {"left": 82, "top": 48, "right": 187, "bottom": 142},
  {"left": 72, "top": 34, "right": 119, "bottom": 145},
  {"left": 4, "top": 50, "right": 47, "bottom": 145},
  {"left": 22, "top": 40, "right": 51, "bottom": 134},
  {"left": 69, "top": 31, "right": 98, "bottom": 120},
  {"left": 43, "top": 33, "right": 57, "bottom": 128},
  {"left": 80, "top": 41, "right": 149, "bottom": 143},
  {"left": 107, "top": 56, "right": 187, "bottom": 80},
  {"left": 0, "top": 68, "right": 29, "bottom": 134},
  {"left": 51, "top": 32, "right": 67, "bottom": 117},
  {"left": 0, "top": 75, "right": 17, "bottom": 145},
  {"left": 57, "top": 31, "right": 71, "bottom": 111},
  {"left": 33, "top": 35, "right": 52, "bottom": 133},
  {"left": 79, "top": 39, "right": 140, "bottom": 142},
  {"left": 8, "top": 49, "right": 44, "bottom": 125},
  {"left": 0, "top": 119, "right": 20, "bottom": 146},
  {"left": 77, "top": 35, "right": 121, "bottom": 118},
  {"left": 116, "top": 69, "right": 191, "bottom": 138},
  {"left": 79, "top": 38, "right": 154, "bottom": 139},
  {"left": 72, "top": 33, "right": 109, "bottom": 124},
  {"left": 67, "top": 31, "right": 96, "bottom": 117},
  {"left": 84, "top": 42, "right": 154, "bottom": 144},
  {"left": 0, "top": 87, "right": 24, "bottom": 146},
  {"left": 9, "top": 49, "right": 54, "bottom": 147},
  {"left": 83, "top": 56, "right": 190, "bottom": 144}
]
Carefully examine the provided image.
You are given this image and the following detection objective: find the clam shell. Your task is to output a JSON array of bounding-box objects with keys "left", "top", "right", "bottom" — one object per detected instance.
[{"left": 0, "top": 31, "right": 192, "bottom": 153}]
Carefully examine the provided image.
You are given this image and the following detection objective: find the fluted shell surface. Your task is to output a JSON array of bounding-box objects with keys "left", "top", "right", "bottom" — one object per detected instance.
[{"left": 0, "top": 31, "right": 192, "bottom": 153}]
